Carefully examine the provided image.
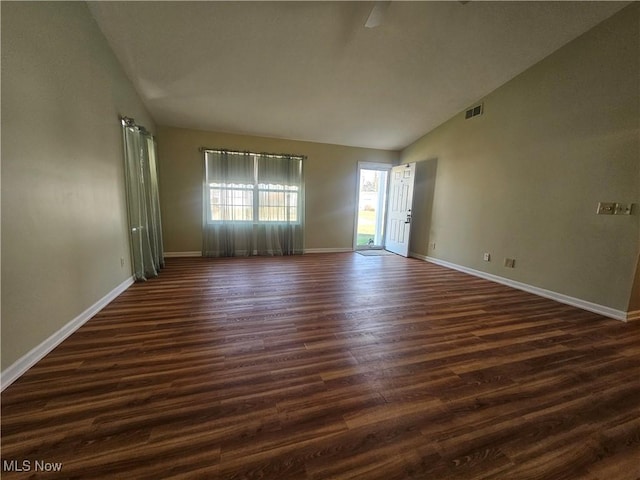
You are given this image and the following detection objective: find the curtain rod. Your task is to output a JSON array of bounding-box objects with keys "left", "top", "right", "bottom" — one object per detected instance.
[
  {"left": 120, "top": 116, "right": 152, "bottom": 137},
  {"left": 199, "top": 147, "right": 305, "bottom": 160}
]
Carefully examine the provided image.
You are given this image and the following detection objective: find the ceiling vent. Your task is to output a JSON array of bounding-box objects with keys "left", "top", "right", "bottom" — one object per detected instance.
[{"left": 465, "top": 103, "right": 484, "bottom": 119}]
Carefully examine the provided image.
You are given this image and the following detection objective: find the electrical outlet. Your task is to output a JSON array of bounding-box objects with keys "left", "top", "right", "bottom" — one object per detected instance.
[
  {"left": 120, "top": 257, "right": 125, "bottom": 268},
  {"left": 430, "top": 242, "right": 436, "bottom": 250},
  {"left": 504, "top": 258, "right": 515, "bottom": 268},
  {"left": 614, "top": 203, "right": 633, "bottom": 215},
  {"left": 483, "top": 253, "right": 491, "bottom": 261}
]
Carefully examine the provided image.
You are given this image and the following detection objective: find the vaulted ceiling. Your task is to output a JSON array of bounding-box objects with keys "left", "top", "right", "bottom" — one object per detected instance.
[{"left": 89, "top": 1, "right": 629, "bottom": 150}]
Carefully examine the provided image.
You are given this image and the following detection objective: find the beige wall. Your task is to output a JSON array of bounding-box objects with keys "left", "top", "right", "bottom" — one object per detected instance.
[
  {"left": 1, "top": 2, "right": 155, "bottom": 369},
  {"left": 402, "top": 4, "right": 639, "bottom": 312},
  {"left": 156, "top": 127, "right": 398, "bottom": 253}
]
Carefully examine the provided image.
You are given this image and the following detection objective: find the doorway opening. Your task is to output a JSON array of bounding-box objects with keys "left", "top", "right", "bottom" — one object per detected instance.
[{"left": 355, "top": 163, "right": 390, "bottom": 250}]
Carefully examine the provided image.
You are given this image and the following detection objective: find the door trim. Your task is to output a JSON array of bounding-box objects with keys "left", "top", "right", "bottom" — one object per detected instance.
[{"left": 353, "top": 162, "right": 393, "bottom": 251}]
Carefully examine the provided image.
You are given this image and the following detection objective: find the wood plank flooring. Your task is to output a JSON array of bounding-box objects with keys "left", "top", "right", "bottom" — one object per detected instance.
[{"left": 2, "top": 253, "right": 639, "bottom": 479}]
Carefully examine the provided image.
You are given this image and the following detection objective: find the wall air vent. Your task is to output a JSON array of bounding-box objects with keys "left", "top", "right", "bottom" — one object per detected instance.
[{"left": 465, "top": 103, "right": 484, "bottom": 119}]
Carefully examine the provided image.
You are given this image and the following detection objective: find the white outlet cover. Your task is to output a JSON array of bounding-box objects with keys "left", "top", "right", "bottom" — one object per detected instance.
[{"left": 614, "top": 203, "right": 632, "bottom": 215}]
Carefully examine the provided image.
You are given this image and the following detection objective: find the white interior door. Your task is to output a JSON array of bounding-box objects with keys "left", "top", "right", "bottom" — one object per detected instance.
[{"left": 385, "top": 163, "right": 416, "bottom": 257}]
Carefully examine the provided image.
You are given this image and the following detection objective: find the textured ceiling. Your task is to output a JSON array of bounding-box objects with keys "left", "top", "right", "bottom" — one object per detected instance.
[{"left": 89, "top": 1, "right": 629, "bottom": 150}]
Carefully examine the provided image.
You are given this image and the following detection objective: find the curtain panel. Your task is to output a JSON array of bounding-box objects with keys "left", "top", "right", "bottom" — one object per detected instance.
[
  {"left": 203, "top": 150, "right": 304, "bottom": 257},
  {"left": 122, "top": 119, "right": 164, "bottom": 280}
]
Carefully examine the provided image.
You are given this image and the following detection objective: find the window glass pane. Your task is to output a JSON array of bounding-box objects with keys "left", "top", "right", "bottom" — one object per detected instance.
[
  {"left": 259, "top": 183, "right": 298, "bottom": 192},
  {"left": 209, "top": 187, "right": 253, "bottom": 221},
  {"left": 258, "top": 189, "right": 298, "bottom": 222},
  {"left": 210, "top": 182, "right": 253, "bottom": 189}
]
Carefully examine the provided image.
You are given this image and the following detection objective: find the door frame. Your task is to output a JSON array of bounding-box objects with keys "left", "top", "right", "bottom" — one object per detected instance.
[{"left": 353, "top": 162, "right": 393, "bottom": 251}]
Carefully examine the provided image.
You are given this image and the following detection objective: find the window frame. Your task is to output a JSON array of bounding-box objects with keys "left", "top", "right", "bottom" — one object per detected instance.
[{"left": 204, "top": 153, "right": 303, "bottom": 225}]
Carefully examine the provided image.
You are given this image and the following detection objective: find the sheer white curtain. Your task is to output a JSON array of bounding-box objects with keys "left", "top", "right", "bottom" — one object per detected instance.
[
  {"left": 145, "top": 135, "right": 164, "bottom": 265},
  {"left": 256, "top": 154, "right": 304, "bottom": 255},
  {"left": 203, "top": 151, "right": 254, "bottom": 256},
  {"left": 122, "top": 118, "right": 164, "bottom": 280},
  {"left": 202, "top": 150, "right": 304, "bottom": 257}
]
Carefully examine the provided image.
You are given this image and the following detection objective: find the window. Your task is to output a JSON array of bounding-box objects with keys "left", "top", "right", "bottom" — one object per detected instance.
[
  {"left": 204, "top": 150, "right": 303, "bottom": 224},
  {"left": 209, "top": 182, "right": 254, "bottom": 222},
  {"left": 258, "top": 184, "right": 299, "bottom": 222}
]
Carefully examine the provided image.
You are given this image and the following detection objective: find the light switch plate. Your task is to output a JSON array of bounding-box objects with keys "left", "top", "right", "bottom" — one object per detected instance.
[{"left": 597, "top": 202, "right": 615, "bottom": 215}]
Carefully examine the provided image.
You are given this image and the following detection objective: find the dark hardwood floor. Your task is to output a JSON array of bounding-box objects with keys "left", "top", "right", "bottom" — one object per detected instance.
[{"left": 2, "top": 254, "right": 639, "bottom": 479}]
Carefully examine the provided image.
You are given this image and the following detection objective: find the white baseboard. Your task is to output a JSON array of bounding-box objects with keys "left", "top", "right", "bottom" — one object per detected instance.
[
  {"left": 304, "top": 248, "right": 354, "bottom": 254},
  {"left": 626, "top": 310, "right": 640, "bottom": 322},
  {"left": 163, "top": 251, "right": 202, "bottom": 257},
  {"left": 1, "top": 276, "right": 135, "bottom": 392},
  {"left": 411, "top": 253, "right": 629, "bottom": 322}
]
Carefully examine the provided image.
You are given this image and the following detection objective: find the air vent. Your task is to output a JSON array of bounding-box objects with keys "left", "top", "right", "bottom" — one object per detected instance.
[{"left": 465, "top": 103, "right": 484, "bottom": 119}]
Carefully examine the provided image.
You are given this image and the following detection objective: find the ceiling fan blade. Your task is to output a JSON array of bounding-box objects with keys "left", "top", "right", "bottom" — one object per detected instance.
[{"left": 365, "top": 1, "right": 391, "bottom": 28}]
